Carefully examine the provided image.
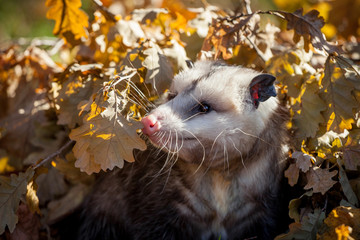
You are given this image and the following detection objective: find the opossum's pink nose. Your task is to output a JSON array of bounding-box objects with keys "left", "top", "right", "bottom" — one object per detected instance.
[{"left": 141, "top": 115, "right": 161, "bottom": 136}]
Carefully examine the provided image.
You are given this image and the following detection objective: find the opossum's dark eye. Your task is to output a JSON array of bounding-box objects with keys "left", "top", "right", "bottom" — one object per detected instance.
[{"left": 198, "top": 103, "right": 211, "bottom": 113}]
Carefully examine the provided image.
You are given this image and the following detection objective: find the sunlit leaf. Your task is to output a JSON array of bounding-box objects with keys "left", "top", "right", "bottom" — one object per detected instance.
[
  {"left": 69, "top": 90, "right": 146, "bottom": 174},
  {"left": 318, "top": 207, "right": 360, "bottom": 240},
  {"left": 46, "top": 0, "right": 89, "bottom": 43},
  {"left": 321, "top": 57, "right": 359, "bottom": 133},
  {"left": 293, "top": 151, "right": 314, "bottom": 173},
  {"left": 293, "top": 81, "right": 327, "bottom": 138},
  {"left": 143, "top": 42, "right": 173, "bottom": 93},
  {"left": 272, "top": 9, "right": 339, "bottom": 54}
]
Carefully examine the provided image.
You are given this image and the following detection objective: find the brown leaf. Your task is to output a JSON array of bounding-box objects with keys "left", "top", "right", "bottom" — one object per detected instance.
[
  {"left": 284, "top": 163, "right": 299, "bottom": 186},
  {"left": 343, "top": 146, "right": 360, "bottom": 171},
  {"left": 143, "top": 42, "right": 173, "bottom": 94},
  {"left": 293, "top": 151, "right": 314, "bottom": 173},
  {"left": 55, "top": 64, "right": 104, "bottom": 128},
  {"left": 318, "top": 206, "right": 360, "bottom": 240},
  {"left": 35, "top": 167, "right": 68, "bottom": 205},
  {"left": 55, "top": 153, "right": 95, "bottom": 184},
  {"left": 304, "top": 167, "right": 338, "bottom": 195},
  {"left": 6, "top": 203, "right": 40, "bottom": 240},
  {"left": 293, "top": 81, "right": 327, "bottom": 138},
  {"left": 275, "top": 208, "right": 325, "bottom": 240},
  {"left": 273, "top": 9, "right": 339, "bottom": 54},
  {"left": 69, "top": 90, "right": 146, "bottom": 174},
  {"left": 321, "top": 57, "right": 359, "bottom": 133},
  {"left": 47, "top": 183, "right": 90, "bottom": 224},
  {"left": 0, "top": 168, "right": 34, "bottom": 234},
  {"left": 201, "top": 14, "right": 256, "bottom": 60}
]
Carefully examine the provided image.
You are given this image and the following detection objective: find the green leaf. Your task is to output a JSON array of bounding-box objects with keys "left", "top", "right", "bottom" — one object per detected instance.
[{"left": 0, "top": 168, "right": 34, "bottom": 234}]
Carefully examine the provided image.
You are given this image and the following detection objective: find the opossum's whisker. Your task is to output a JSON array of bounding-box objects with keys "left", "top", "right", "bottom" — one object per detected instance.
[
  {"left": 128, "top": 81, "right": 156, "bottom": 108},
  {"left": 127, "top": 97, "right": 150, "bottom": 113},
  {"left": 126, "top": 91, "right": 151, "bottom": 112},
  {"left": 223, "top": 142, "right": 229, "bottom": 173},
  {"left": 230, "top": 139, "right": 247, "bottom": 170},
  {"left": 182, "top": 112, "right": 203, "bottom": 123},
  {"left": 232, "top": 128, "right": 275, "bottom": 146},
  {"left": 154, "top": 130, "right": 174, "bottom": 178},
  {"left": 182, "top": 129, "right": 206, "bottom": 173},
  {"left": 210, "top": 130, "right": 226, "bottom": 155},
  {"left": 189, "top": 93, "right": 202, "bottom": 105}
]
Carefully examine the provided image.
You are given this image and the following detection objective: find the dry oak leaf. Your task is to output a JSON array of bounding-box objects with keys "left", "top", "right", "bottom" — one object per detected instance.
[
  {"left": 275, "top": 208, "right": 325, "bottom": 240},
  {"left": 284, "top": 163, "right": 299, "bottom": 186},
  {"left": 293, "top": 151, "right": 314, "bottom": 173},
  {"left": 321, "top": 57, "right": 359, "bottom": 133},
  {"left": 337, "top": 159, "right": 359, "bottom": 207},
  {"left": 201, "top": 14, "right": 255, "bottom": 60},
  {"left": 0, "top": 168, "right": 34, "bottom": 234},
  {"left": 70, "top": 91, "right": 146, "bottom": 174},
  {"left": 143, "top": 43, "right": 173, "bottom": 94},
  {"left": 304, "top": 167, "right": 338, "bottom": 195},
  {"left": 293, "top": 81, "right": 327, "bottom": 138},
  {"left": 273, "top": 9, "right": 338, "bottom": 54},
  {"left": 46, "top": 0, "right": 89, "bottom": 40},
  {"left": 6, "top": 203, "right": 41, "bottom": 240},
  {"left": 343, "top": 146, "right": 360, "bottom": 171},
  {"left": 318, "top": 206, "right": 360, "bottom": 240}
]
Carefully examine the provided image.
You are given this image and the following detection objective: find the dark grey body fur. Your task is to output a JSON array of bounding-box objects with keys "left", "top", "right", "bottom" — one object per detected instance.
[{"left": 78, "top": 110, "right": 288, "bottom": 240}]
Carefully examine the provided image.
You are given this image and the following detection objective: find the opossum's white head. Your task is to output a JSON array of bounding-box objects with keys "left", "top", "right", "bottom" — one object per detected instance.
[{"left": 141, "top": 61, "right": 279, "bottom": 167}]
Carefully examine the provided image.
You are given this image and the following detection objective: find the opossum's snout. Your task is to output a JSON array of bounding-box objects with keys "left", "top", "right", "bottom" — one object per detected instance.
[{"left": 141, "top": 114, "right": 161, "bottom": 136}]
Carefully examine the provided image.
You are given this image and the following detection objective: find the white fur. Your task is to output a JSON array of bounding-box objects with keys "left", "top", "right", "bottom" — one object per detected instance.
[{"left": 147, "top": 61, "right": 278, "bottom": 166}]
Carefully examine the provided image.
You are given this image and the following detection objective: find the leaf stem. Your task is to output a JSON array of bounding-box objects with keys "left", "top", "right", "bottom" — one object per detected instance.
[{"left": 33, "top": 140, "right": 74, "bottom": 169}]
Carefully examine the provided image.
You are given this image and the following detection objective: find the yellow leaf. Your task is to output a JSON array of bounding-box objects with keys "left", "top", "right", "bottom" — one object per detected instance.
[
  {"left": 293, "top": 81, "right": 327, "bottom": 138},
  {"left": 26, "top": 181, "right": 40, "bottom": 214},
  {"left": 335, "top": 224, "right": 353, "bottom": 240},
  {"left": 45, "top": 0, "right": 89, "bottom": 41},
  {"left": 0, "top": 156, "right": 15, "bottom": 174},
  {"left": 69, "top": 91, "right": 146, "bottom": 174},
  {"left": 318, "top": 207, "right": 360, "bottom": 240},
  {"left": 322, "top": 57, "right": 359, "bottom": 133}
]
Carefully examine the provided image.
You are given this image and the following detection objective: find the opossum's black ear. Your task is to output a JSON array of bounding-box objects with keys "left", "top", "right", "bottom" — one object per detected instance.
[
  {"left": 249, "top": 74, "right": 277, "bottom": 108},
  {"left": 186, "top": 60, "right": 194, "bottom": 69}
]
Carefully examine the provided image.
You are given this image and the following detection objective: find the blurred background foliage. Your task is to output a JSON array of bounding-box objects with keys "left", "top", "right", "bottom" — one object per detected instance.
[{"left": 1, "top": 0, "right": 359, "bottom": 43}]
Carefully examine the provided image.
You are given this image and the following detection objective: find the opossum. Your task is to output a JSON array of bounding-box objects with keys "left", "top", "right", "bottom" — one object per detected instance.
[{"left": 77, "top": 61, "right": 289, "bottom": 240}]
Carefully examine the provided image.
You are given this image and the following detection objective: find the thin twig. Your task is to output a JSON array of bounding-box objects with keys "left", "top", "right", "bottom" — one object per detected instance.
[
  {"left": 92, "top": 0, "right": 117, "bottom": 22},
  {"left": 245, "top": 35, "right": 268, "bottom": 62},
  {"left": 33, "top": 140, "right": 75, "bottom": 169}
]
